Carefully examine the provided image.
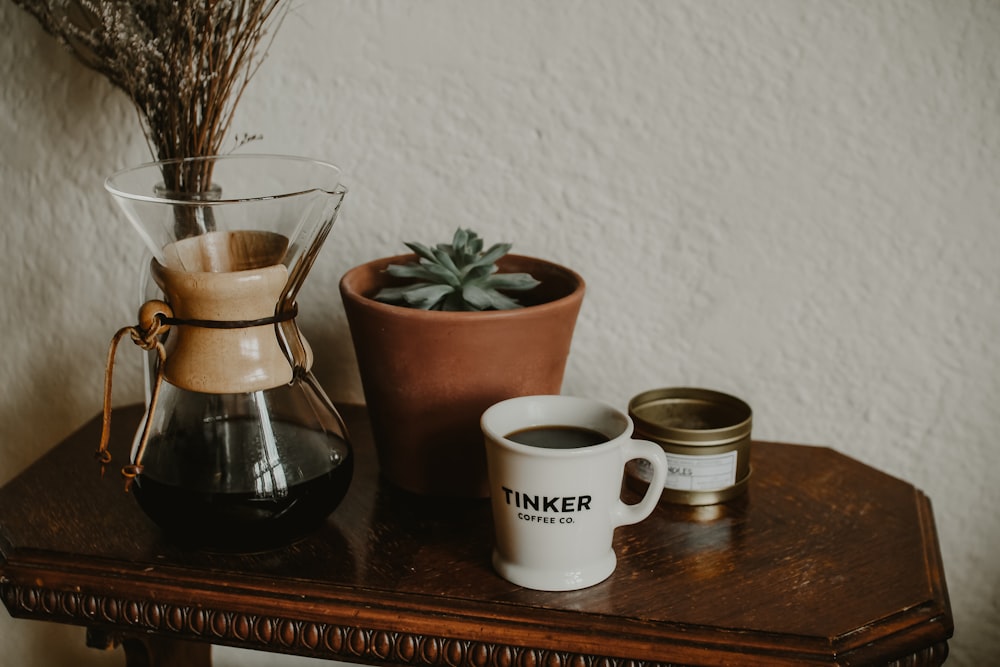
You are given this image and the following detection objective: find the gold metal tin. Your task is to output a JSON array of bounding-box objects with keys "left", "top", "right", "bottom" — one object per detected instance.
[{"left": 626, "top": 387, "right": 752, "bottom": 506}]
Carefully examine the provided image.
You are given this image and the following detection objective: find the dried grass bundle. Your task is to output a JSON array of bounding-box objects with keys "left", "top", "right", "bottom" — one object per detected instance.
[{"left": 14, "top": 0, "right": 289, "bottom": 193}]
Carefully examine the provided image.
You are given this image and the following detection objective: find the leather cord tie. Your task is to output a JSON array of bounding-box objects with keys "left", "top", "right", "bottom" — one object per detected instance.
[
  {"left": 95, "top": 301, "right": 299, "bottom": 492},
  {"left": 158, "top": 303, "right": 297, "bottom": 329},
  {"left": 96, "top": 300, "right": 172, "bottom": 492}
]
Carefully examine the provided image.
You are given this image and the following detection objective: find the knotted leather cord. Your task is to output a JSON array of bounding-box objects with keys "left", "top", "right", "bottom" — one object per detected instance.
[
  {"left": 97, "top": 301, "right": 171, "bottom": 492},
  {"left": 96, "top": 301, "right": 298, "bottom": 492},
  {"left": 158, "top": 303, "right": 297, "bottom": 329}
]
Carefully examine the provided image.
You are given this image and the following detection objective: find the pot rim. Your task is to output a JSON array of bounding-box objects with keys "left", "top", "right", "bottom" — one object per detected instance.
[{"left": 339, "top": 253, "right": 585, "bottom": 320}]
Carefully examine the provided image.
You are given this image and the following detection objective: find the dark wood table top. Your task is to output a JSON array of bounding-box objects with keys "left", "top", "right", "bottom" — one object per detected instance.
[{"left": 1, "top": 404, "right": 952, "bottom": 666}]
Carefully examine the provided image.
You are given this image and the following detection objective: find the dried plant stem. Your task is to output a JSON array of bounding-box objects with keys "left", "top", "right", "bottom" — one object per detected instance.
[{"left": 13, "top": 0, "right": 289, "bottom": 202}]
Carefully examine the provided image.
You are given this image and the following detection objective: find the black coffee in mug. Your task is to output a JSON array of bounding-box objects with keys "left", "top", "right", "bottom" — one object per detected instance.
[
  {"left": 482, "top": 395, "right": 669, "bottom": 591},
  {"left": 506, "top": 425, "right": 607, "bottom": 449}
]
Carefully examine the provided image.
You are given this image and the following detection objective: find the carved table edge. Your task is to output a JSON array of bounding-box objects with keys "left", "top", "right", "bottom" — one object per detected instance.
[{"left": 1, "top": 578, "right": 951, "bottom": 667}]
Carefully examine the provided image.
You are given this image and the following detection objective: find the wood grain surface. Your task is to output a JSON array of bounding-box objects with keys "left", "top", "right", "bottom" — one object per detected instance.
[{"left": 0, "top": 404, "right": 952, "bottom": 666}]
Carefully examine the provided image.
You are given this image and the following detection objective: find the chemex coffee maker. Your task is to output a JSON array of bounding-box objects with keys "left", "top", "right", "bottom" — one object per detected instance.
[{"left": 99, "top": 154, "right": 352, "bottom": 551}]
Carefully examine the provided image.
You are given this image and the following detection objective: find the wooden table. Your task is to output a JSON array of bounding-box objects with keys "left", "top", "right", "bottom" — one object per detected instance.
[{"left": 0, "top": 404, "right": 953, "bottom": 666}]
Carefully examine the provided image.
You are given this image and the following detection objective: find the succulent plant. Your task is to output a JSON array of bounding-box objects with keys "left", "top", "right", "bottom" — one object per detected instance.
[{"left": 374, "top": 228, "right": 541, "bottom": 311}]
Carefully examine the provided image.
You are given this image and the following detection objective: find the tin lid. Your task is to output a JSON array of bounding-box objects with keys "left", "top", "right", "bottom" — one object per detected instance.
[{"left": 628, "top": 387, "right": 752, "bottom": 446}]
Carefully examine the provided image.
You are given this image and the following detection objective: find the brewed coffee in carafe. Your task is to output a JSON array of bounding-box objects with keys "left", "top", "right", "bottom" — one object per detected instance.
[{"left": 101, "top": 155, "right": 351, "bottom": 551}]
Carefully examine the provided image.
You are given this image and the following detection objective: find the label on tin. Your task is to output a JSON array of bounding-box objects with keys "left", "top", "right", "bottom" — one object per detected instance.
[{"left": 631, "top": 450, "right": 739, "bottom": 491}]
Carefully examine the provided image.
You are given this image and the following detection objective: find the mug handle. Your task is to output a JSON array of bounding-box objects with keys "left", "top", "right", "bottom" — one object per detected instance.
[{"left": 614, "top": 439, "right": 668, "bottom": 527}]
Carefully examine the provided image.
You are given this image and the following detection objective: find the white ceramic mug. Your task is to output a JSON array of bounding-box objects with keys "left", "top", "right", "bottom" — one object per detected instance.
[{"left": 481, "top": 395, "right": 668, "bottom": 591}]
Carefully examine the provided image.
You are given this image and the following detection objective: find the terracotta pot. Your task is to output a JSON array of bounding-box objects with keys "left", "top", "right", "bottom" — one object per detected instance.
[{"left": 339, "top": 253, "right": 585, "bottom": 498}]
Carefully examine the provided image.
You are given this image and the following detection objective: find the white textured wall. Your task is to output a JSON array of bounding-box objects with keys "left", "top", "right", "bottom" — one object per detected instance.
[{"left": 2, "top": 1, "right": 998, "bottom": 665}]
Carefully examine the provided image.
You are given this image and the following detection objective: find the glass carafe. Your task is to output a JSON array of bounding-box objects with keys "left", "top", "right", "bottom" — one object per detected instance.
[{"left": 103, "top": 155, "right": 351, "bottom": 551}]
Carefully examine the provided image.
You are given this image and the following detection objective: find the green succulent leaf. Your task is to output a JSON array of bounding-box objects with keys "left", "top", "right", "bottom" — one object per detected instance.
[
  {"left": 373, "top": 228, "right": 540, "bottom": 311},
  {"left": 423, "top": 261, "right": 462, "bottom": 286},
  {"left": 372, "top": 284, "right": 413, "bottom": 304},
  {"left": 430, "top": 247, "right": 462, "bottom": 277},
  {"left": 477, "top": 243, "right": 513, "bottom": 268},
  {"left": 452, "top": 228, "right": 470, "bottom": 251},
  {"left": 463, "top": 284, "right": 523, "bottom": 310},
  {"left": 375, "top": 282, "right": 455, "bottom": 310},
  {"left": 403, "top": 241, "right": 439, "bottom": 263},
  {"left": 403, "top": 283, "right": 456, "bottom": 309},
  {"left": 385, "top": 262, "right": 448, "bottom": 283},
  {"left": 465, "top": 263, "right": 498, "bottom": 282},
  {"left": 485, "top": 272, "right": 541, "bottom": 292}
]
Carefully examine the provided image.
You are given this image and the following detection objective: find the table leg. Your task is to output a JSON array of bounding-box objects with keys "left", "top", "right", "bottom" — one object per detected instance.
[{"left": 86, "top": 627, "right": 212, "bottom": 667}]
